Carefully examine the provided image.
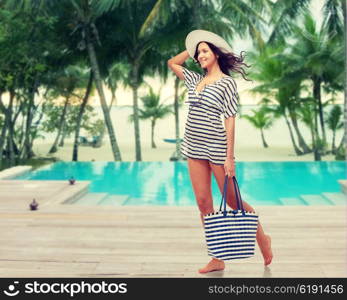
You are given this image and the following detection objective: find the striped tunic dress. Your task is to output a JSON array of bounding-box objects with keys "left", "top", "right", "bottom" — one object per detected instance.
[{"left": 181, "top": 67, "right": 239, "bottom": 165}]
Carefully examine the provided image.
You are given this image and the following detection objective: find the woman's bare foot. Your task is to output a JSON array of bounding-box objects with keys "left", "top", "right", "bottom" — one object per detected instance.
[
  {"left": 198, "top": 258, "right": 225, "bottom": 274},
  {"left": 259, "top": 235, "right": 273, "bottom": 266}
]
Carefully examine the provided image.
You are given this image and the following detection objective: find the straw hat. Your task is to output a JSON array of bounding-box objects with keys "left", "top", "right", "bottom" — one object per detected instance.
[{"left": 185, "top": 29, "right": 233, "bottom": 59}]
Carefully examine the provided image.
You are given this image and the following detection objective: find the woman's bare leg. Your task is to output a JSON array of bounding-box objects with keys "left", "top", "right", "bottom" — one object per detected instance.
[
  {"left": 187, "top": 158, "right": 225, "bottom": 273},
  {"left": 209, "top": 162, "right": 273, "bottom": 266}
]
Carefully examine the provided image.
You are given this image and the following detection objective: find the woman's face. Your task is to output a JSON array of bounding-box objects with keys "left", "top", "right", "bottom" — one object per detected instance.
[{"left": 196, "top": 42, "right": 218, "bottom": 69}]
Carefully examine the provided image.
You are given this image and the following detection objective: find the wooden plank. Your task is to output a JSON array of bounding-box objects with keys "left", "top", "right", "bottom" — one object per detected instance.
[{"left": 0, "top": 183, "right": 345, "bottom": 277}]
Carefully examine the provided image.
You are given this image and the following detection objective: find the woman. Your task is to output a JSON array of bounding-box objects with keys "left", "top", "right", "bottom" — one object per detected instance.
[{"left": 167, "top": 30, "right": 273, "bottom": 274}]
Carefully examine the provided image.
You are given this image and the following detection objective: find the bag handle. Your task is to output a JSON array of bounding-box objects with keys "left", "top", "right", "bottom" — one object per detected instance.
[{"left": 219, "top": 175, "right": 245, "bottom": 216}]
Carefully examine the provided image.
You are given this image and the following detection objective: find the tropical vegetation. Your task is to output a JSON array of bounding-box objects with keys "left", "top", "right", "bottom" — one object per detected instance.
[{"left": 0, "top": 0, "right": 345, "bottom": 170}]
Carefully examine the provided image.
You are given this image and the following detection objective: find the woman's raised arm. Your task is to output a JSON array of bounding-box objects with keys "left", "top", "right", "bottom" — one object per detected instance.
[{"left": 167, "top": 50, "right": 190, "bottom": 80}]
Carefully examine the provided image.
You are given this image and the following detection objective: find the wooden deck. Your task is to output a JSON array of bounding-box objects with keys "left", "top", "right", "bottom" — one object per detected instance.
[
  {"left": 0, "top": 180, "right": 90, "bottom": 210},
  {"left": 0, "top": 180, "right": 346, "bottom": 278}
]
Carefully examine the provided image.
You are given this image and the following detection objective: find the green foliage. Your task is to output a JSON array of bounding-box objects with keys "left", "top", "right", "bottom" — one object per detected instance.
[
  {"left": 326, "top": 104, "right": 343, "bottom": 132},
  {"left": 335, "top": 143, "right": 346, "bottom": 160},
  {"left": 129, "top": 86, "right": 173, "bottom": 122},
  {"left": 242, "top": 106, "right": 274, "bottom": 130},
  {"left": 41, "top": 99, "right": 98, "bottom": 139},
  {"left": 315, "top": 136, "right": 329, "bottom": 154},
  {"left": 297, "top": 98, "right": 316, "bottom": 129},
  {"left": 0, "top": 0, "right": 345, "bottom": 163},
  {"left": 86, "top": 119, "right": 105, "bottom": 137},
  {"left": 0, "top": 8, "right": 62, "bottom": 92}
]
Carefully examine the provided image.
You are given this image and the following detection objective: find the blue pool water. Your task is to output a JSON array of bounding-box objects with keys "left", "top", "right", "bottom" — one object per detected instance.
[{"left": 14, "top": 161, "right": 346, "bottom": 206}]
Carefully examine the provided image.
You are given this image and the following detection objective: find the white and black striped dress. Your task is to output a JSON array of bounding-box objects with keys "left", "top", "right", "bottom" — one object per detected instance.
[{"left": 181, "top": 67, "right": 239, "bottom": 165}]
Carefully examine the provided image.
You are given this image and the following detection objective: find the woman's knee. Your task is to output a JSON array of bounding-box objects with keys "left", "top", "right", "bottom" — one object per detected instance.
[{"left": 195, "top": 194, "right": 213, "bottom": 214}]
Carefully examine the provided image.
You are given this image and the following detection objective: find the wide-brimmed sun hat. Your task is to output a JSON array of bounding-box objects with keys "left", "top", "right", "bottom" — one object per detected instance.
[{"left": 185, "top": 29, "right": 233, "bottom": 59}]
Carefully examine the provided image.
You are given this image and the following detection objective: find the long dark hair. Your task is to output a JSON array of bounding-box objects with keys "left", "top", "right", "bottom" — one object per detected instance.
[{"left": 194, "top": 41, "right": 251, "bottom": 81}]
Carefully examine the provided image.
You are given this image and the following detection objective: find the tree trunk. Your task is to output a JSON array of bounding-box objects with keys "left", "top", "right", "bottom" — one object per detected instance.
[
  {"left": 332, "top": 130, "right": 336, "bottom": 154},
  {"left": 336, "top": 132, "right": 344, "bottom": 153},
  {"left": 18, "top": 108, "right": 26, "bottom": 151},
  {"left": 6, "top": 93, "right": 15, "bottom": 166},
  {"left": 58, "top": 120, "right": 66, "bottom": 147},
  {"left": 7, "top": 132, "right": 15, "bottom": 167},
  {"left": 131, "top": 63, "right": 142, "bottom": 161},
  {"left": 284, "top": 110, "right": 303, "bottom": 155},
  {"left": 151, "top": 119, "right": 156, "bottom": 148},
  {"left": 174, "top": 77, "right": 181, "bottom": 158},
  {"left": 317, "top": 91, "right": 326, "bottom": 145},
  {"left": 49, "top": 97, "right": 69, "bottom": 154},
  {"left": 29, "top": 102, "right": 45, "bottom": 153},
  {"left": 72, "top": 71, "right": 93, "bottom": 162},
  {"left": 86, "top": 36, "right": 122, "bottom": 161},
  {"left": 0, "top": 120, "right": 7, "bottom": 166},
  {"left": 313, "top": 77, "right": 326, "bottom": 147},
  {"left": 311, "top": 97, "right": 321, "bottom": 161},
  {"left": 288, "top": 107, "right": 311, "bottom": 153},
  {"left": 0, "top": 92, "right": 8, "bottom": 165},
  {"left": 21, "top": 77, "right": 38, "bottom": 160},
  {"left": 260, "top": 128, "right": 268, "bottom": 148},
  {"left": 309, "top": 119, "right": 315, "bottom": 154},
  {"left": 97, "top": 91, "right": 115, "bottom": 148}
]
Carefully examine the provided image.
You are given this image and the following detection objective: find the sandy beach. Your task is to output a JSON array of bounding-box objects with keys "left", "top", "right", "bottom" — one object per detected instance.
[{"left": 32, "top": 106, "right": 341, "bottom": 162}]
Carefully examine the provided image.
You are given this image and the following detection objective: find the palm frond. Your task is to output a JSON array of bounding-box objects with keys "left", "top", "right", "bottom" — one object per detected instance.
[
  {"left": 322, "top": 0, "right": 344, "bottom": 39},
  {"left": 220, "top": 0, "right": 267, "bottom": 49},
  {"left": 267, "top": 0, "right": 310, "bottom": 44},
  {"left": 139, "top": 0, "right": 164, "bottom": 38},
  {"left": 91, "top": 0, "right": 120, "bottom": 17}
]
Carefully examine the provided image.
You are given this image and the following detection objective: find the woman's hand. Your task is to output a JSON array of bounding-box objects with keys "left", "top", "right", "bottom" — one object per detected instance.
[{"left": 224, "top": 158, "right": 236, "bottom": 177}]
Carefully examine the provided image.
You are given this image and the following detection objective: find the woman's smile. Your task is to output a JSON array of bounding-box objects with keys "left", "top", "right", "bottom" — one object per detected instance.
[{"left": 199, "top": 58, "right": 208, "bottom": 65}]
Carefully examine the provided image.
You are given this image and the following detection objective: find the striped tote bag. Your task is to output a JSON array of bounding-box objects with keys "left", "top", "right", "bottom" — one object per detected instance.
[{"left": 203, "top": 175, "right": 258, "bottom": 260}]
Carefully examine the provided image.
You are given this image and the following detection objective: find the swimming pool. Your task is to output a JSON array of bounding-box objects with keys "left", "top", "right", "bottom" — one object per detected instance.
[{"left": 14, "top": 161, "right": 346, "bottom": 206}]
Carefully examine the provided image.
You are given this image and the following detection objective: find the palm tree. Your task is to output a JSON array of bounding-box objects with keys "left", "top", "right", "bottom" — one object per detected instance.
[
  {"left": 105, "top": 0, "right": 214, "bottom": 161},
  {"left": 96, "top": 62, "right": 129, "bottom": 148},
  {"left": 242, "top": 106, "right": 273, "bottom": 148},
  {"left": 69, "top": 0, "right": 122, "bottom": 161},
  {"left": 172, "top": 78, "right": 187, "bottom": 159},
  {"left": 1, "top": 1, "right": 73, "bottom": 163},
  {"left": 132, "top": 86, "right": 173, "bottom": 149},
  {"left": 48, "top": 65, "right": 87, "bottom": 154},
  {"left": 49, "top": 97, "right": 69, "bottom": 154},
  {"left": 297, "top": 97, "right": 317, "bottom": 154},
  {"left": 266, "top": 0, "right": 311, "bottom": 44},
  {"left": 267, "top": 0, "right": 346, "bottom": 160},
  {"left": 218, "top": 0, "right": 269, "bottom": 50},
  {"left": 72, "top": 70, "right": 94, "bottom": 161},
  {"left": 326, "top": 104, "right": 344, "bottom": 154},
  {"left": 139, "top": 2, "right": 194, "bottom": 160},
  {"left": 252, "top": 15, "right": 345, "bottom": 161},
  {"left": 290, "top": 14, "right": 343, "bottom": 147},
  {"left": 249, "top": 46, "right": 306, "bottom": 156},
  {"left": 279, "top": 68, "right": 312, "bottom": 154},
  {"left": 4, "top": 0, "right": 123, "bottom": 161}
]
